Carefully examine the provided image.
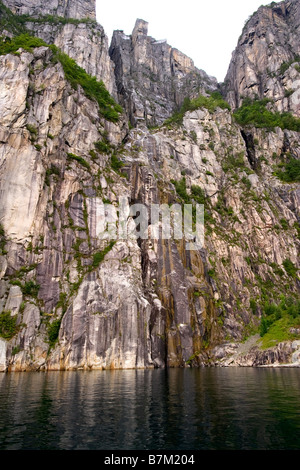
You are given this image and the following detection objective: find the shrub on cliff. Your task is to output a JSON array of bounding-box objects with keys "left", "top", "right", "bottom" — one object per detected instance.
[
  {"left": 0, "top": 311, "right": 18, "bottom": 340},
  {"left": 234, "top": 97, "right": 300, "bottom": 131},
  {"left": 259, "top": 296, "right": 300, "bottom": 348},
  {"left": 0, "top": 34, "right": 122, "bottom": 123},
  {"left": 164, "top": 92, "right": 230, "bottom": 126},
  {"left": 274, "top": 158, "right": 300, "bottom": 183},
  {"left": 47, "top": 319, "right": 62, "bottom": 348}
]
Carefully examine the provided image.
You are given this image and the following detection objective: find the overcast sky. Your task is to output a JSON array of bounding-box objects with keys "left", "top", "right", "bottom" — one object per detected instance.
[{"left": 96, "top": 0, "right": 280, "bottom": 82}]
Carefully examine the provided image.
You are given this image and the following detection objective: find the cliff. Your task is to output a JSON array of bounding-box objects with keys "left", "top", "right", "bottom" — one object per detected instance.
[
  {"left": 1, "top": 0, "right": 116, "bottom": 94},
  {"left": 109, "top": 19, "right": 217, "bottom": 127},
  {"left": 0, "top": 0, "right": 299, "bottom": 371},
  {"left": 2, "top": 0, "right": 96, "bottom": 20},
  {"left": 224, "top": 0, "right": 300, "bottom": 116}
]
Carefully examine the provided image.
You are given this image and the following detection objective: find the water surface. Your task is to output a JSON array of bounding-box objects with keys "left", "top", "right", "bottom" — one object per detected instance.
[{"left": 0, "top": 368, "right": 299, "bottom": 450}]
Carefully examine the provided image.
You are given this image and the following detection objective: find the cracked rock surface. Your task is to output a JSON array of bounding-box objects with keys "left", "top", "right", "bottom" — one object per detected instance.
[{"left": 0, "top": 0, "right": 299, "bottom": 371}]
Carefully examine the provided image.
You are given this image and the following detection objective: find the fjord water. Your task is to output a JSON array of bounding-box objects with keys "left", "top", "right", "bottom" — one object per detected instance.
[{"left": 0, "top": 368, "right": 300, "bottom": 450}]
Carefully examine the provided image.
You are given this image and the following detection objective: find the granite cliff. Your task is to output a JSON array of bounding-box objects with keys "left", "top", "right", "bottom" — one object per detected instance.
[
  {"left": 0, "top": 0, "right": 299, "bottom": 371},
  {"left": 224, "top": 0, "right": 300, "bottom": 115},
  {"left": 109, "top": 19, "right": 217, "bottom": 127}
]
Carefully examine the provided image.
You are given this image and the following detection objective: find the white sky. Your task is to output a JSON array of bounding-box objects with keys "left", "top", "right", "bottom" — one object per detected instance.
[{"left": 96, "top": 0, "right": 280, "bottom": 82}]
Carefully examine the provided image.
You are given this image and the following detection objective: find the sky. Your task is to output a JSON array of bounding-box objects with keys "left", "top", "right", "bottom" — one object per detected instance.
[{"left": 96, "top": 0, "right": 280, "bottom": 83}]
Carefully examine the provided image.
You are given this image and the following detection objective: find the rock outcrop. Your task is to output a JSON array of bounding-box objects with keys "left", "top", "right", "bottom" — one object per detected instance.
[
  {"left": 224, "top": 0, "right": 300, "bottom": 115},
  {"left": 109, "top": 19, "right": 218, "bottom": 127},
  {"left": 0, "top": 0, "right": 299, "bottom": 371},
  {"left": 1, "top": 0, "right": 116, "bottom": 95},
  {"left": 2, "top": 0, "right": 96, "bottom": 20},
  {"left": 211, "top": 337, "right": 300, "bottom": 367},
  {"left": 24, "top": 19, "right": 117, "bottom": 95}
]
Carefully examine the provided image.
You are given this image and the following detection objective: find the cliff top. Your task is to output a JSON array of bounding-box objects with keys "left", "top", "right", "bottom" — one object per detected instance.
[{"left": 1, "top": 0, "right": 96, "bottom": 20}]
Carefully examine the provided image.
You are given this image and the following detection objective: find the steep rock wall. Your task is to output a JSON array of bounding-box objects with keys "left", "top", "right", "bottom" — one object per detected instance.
[
  {"left": 2, "top": 0, "right": 96, "bottom": 20},
  {"left": 1, "top": 0, "right": 116, "bottom": 95},
  {"left": 224, "top": 0, "right": 300, "bottom": 115},
  {"left": 0, "top": 0, "right": 299, "bottom": 371},
  {"left": 109, "top": 19, "right": 218, "bottom": 127}
]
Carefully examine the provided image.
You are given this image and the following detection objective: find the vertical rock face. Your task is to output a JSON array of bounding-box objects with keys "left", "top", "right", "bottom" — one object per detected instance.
[
  {"left": 24, "top": 20, "right": 117, "bottom": 95},
  {"left": 109, "top": 19, "right": 218, "bottom": 127},
  {"left": 0, "top": 338, "right": 6, "bottom": 371},
  {"left": 2, "top": 0, "right": 96, "bottom": 20},
  {"left": 1, "top": 0, "right": 116, "bottom": 95},
  {"left": 0, "top": 0, "right": 299, "bottom": 371},
  {"left": 224, "top": 0, "right": 300, "bottom": 115}
]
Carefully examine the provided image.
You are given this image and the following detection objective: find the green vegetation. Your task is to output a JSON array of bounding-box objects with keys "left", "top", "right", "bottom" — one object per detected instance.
[
  {"left": 222, "top": 152, "right": 247, "bottom": 173},
  {"left": 89, "top": 149, "right": 97, "bottom": 160},
  {"left": 259, "top": 296, "right": 300, "bottom": 348},
  {"left": 170, "top": 178, "right": 212, "bottom": 231},
  {"left": 0, "top": 223, "right": 6, "bottom": 255},
  {"left": 111, "top": 153, "right": 124, "bottom": 172},
  {"left": 26, "top": 123, "right": 38, "bottom": 137},
  {"left": 18, "top": 13, "right": 97, "bottom": 27},
  {"left": 47, "top": 318, "right": 62, "bottom": 348},
  {"left": 279, "top": 56, "right": 300, "bottom": 75},
  {"left": 10, "top": 279, "right": 39, "bottom": 297},
  {"left": 170, "top": 177, "right": 190, "bottom": 204},
  {"left": 274, "top": 158, "right": 300, "bottom": 183},
  {"left": 186, "top": 351, "right": 201, "bottom": 365},
  {"left": 0, "top": 33, "right": 47, "bottom": 55},
  {"left": 0, "top": 311, "right": 18, "bottom": 340},
  {"left": 67, "top": 153, "right": 90, "bottom": 170},
  {"left": 22, "top": 280, "right": 40, "bottom": 297},
  {"left": 94, "top": 140, "right": 112, "bottom": 155},
  {"left": 279, "top": 218, "right": 289, "bottom": 230},
  {"left": 0, "top": 0, "right": 27, "bottom": 35},
  {"left": 250, "top": 298, "right": 258, "bottom": 315},
  {"left": 208, "top": 268, "right": 217, "bottom": 279},
  {"left": 0, "top": 33, "right": 122, "bottom": 123},
  {"left": 283, "top": 259, "right": 298, "bottom": 279},
  {"left": 92, "top": 241, "right": 116, "bottom": 268},
  {"left": 190, "top": 130, "right": 197, "bottom": 143},
  {"left": 0, "top": 1, "right": 97, "bottom": 33},
  {"left": 234, "top": 97, "right": 300, "bottom": 131},
  {"left": 164, "top": 91, "right": 230, "bottom": 126},
  {"left": 241, "top": 175, "right": 251, "bottom": 189},
  {"left": 56, "top": 292, "right": 68, "bottom": 314},
  {"left": 191, "top": 185, "right": 206, "bottom": 205},
  {"left": 56, "top": 49, "right": 123, "bottom": 122},
  {"left": 12, "top": 346, "right": 21, "bottom": 356},
  {"left": 45, "top": 164, "right": 61, "bottom": 186}
]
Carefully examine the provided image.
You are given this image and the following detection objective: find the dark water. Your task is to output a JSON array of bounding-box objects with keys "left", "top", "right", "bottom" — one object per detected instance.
[{"left": 0, "top": 368, "right": 300, "bottom": 450}]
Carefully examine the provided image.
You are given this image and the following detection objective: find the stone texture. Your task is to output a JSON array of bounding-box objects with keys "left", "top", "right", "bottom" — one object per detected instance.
[
  {"left": 24, "top": 21, "right": 117, "bottom": 96},
  {"left": 0, "top": 0, "right": 299, "bottom": 371},
  {"left": 2, "top": 0, "right": 96, "bottom": 20},
  {"left": 1, "top": 0, "right": 116, "bottom": 95},
  {"left": 0, "top": 338, "right": 6, "bottom": 371},
  {"left": 109, "top": 19, "right": 218, "bottom": 127},
  {"left": 224, "top": 0, "right": 300, "bottom": 115}
]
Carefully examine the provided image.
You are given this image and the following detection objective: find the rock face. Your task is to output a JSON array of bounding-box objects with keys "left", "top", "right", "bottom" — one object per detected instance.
[
  {"left": 2, "top": 0, "right": 96, "bottom": 20},
  {"left": 211, "top": 337, "right": 300, "bottom": 367},
  {"left": 0, "top": 0, "right": 299, "bottom": 371},
  {"left": 224, "top": 0, "right": 300, "bottom": 115},
  {"left": 1, "top": 0, "right": 116, "bottom": 95},
  {"left": 24, "top": 20, "right": 117, "bottom": 95},
  {"left": 109, "top": 19, "right": 218, "bottom": 127},
  {"left": 0, "top": 338, "right": 6, "bottom": 371}
]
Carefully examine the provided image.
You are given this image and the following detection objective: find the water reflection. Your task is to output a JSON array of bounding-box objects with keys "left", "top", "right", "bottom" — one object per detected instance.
[{"left": 0, "top": 368, "right": 300, "bottom": 450}]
